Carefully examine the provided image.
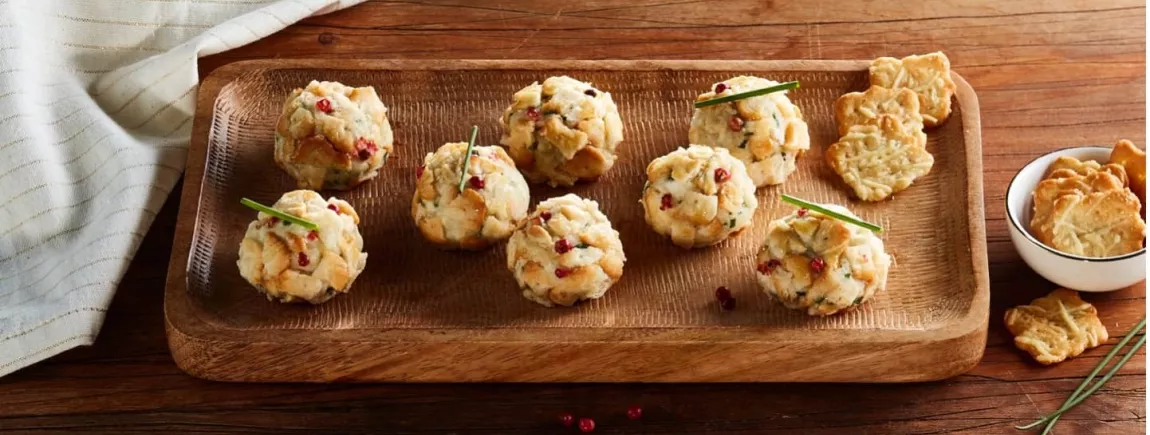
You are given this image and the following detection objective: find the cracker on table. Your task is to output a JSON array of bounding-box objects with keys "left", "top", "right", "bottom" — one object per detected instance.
[
  {"left": 833, "top": 85, "right": 926, "bottom": 141},
  {"left": 869, "top": 52, "right": 957, "bottom": 127},
  {"left": 825, "top": 115, "right": 934, "bottom": 202},
  {"left": 1004, "top": 289, "right": 1109, "bottom": 365}
]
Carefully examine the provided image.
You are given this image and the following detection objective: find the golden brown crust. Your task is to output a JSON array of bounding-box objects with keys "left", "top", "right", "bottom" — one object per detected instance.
[
  {"left": 1110, "top": 139, "right": 1146, "bottom": 206},
  {"left": 1004, "top": 289, "right": 1109, "bottom": 365},
  {"left": 833, "top": 85, "right": 925, "bottom": 140},
  {"left": 825, "top": 116, "right": 934, "bottom": 201},
  {"left": 868, "top": 52, "right": 957, "bottom": 127}
]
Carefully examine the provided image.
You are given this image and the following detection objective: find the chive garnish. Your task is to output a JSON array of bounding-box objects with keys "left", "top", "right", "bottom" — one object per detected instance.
[
  {"left": 780, "top": 194, "right": 882, "bottom": 234},
  {"left": 695, "top": 81, "right": 800, "bottom": 108},
  {"left": 458, "top": 125, "right": 479, "bottom": 192},
  {"left": 240, "top": 198, "right": 318, "bottom": 230},
  {"left": 1016, "top": 317, "right": 1146, "bottom": 434}
]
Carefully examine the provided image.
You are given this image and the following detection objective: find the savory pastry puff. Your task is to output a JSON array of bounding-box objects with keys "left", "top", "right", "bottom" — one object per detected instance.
[
  {"left": 1109, "top": 139, "right": 1146, "bottom": 203},
  {"left": 498, "top": 76, "right": 624, "bottom": 187},
  {"left": 869, "top": 52, "right": 957, "bottom": 127},
  {"left": 412, "top": 142, "right": 531, "bottom": 250},
  {"left": 506, "top": 194, "right": 625, "bottom": 307},
  {"left": 274, "top": 80, "right": 394, "bottom": 190},
  {"left": 833, "top": 85, "right": 926, "bottom": 141},
  {"left": 689, "top": 75, "right": 811, "bottom": 187},
  {"left": 1004, "top": 289, "right": 1108, "bottom": 365},
  {"left": 825, "top": 116, "right": 935, "bottom": 201},
  {"left": 640, "top": 145, "right": 758, "bottom": 248},
  {"left": 755, "top": 204, "right": 891, "bottom": 316},
  {"left": 237, "top": 190, "right": 367, "bottom": 304}
]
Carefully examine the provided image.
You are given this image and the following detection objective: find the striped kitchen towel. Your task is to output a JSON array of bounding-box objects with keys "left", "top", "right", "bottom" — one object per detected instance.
[{"left": 0, "top": 0, "right": 365, "bottom": 377}]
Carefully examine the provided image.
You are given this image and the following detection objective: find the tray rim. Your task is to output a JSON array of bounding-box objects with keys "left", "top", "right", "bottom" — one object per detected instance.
[{"left": 165, "top": 59, "right": 989, "bottom": 382}]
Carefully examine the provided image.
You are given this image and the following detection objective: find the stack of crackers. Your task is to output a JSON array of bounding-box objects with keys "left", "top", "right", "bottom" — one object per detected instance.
[
  {"left": 1028, "top": 140, "right": 1146, "bottom": 258},
  {"left": 827, "top": 52, "right": 957, "bottom": 201}
]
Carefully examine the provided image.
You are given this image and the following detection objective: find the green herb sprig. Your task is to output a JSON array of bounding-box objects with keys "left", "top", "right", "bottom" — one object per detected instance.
[
  {"left": 695, "top": 81, "right": 800, "bottom": 108},
  {"left": 1016, "top": 316, "right": 1146, "bottom": 434},
  {"left": 780, "top": 194, "right": 882, "bottom": 234},
  {"left": 458, "top": 125, "right": 479, "bottom": 192},
  {"left": 240, "top": 198, "right": 318, "bottom": 230}
]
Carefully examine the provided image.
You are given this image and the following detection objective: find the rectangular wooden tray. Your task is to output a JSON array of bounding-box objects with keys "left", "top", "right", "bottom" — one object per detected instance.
[{"left": 166, "top": 59, "right": 989, "bottom": 383}]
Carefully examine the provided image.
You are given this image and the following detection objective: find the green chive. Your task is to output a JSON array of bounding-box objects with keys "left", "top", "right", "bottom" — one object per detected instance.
[
  {"left": 576, "top": 243, "right": 589, "bottom": 249},
  {"left": 1017, "top": 317, "right": 1146, "bottom": 432},
  {"left": 240, "top": 198, "right": 318, "bottom": 230},
  {"left": 695, "top": 81, "right": 800, "bottom": 108},
  {"left": 780, "top": 194, "right": 882, "bottom": 234},
  {"left": 458, "top": 125, "right": 479, "bottom": 192},
  {"left": 852, "top": 295, "right": 863, "bottom": 305}
]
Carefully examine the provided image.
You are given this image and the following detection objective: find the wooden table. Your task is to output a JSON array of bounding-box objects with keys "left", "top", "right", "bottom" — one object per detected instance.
[{"left": 1, "top": 1, "right": 1144, "bottom": 433}]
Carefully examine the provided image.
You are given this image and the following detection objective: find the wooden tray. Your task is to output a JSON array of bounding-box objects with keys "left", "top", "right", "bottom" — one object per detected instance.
[{"left": 166, "top": 59, "right": 989, "bottom": 383}]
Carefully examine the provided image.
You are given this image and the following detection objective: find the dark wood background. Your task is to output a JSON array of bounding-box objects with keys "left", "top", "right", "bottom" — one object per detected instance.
[{"left": 1, "top": 1, "right": 1145, "bottom": 433}]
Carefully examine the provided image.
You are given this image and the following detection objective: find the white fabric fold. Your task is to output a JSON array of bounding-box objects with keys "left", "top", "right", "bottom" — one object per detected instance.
[{"left": 0, "top": 0, "right": 365, "bottom": 377}]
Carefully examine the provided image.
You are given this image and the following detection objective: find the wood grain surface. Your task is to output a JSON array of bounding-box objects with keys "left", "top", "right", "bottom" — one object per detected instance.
[{"left": 0, "top": 0, "right": 1145, "bottom": 432}]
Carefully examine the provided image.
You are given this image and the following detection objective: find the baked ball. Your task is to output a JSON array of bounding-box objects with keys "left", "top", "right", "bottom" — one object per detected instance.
[
  {"left": 237, "top": 190, "right": 367, "bottom": 304},
  {"left": 689, "top": 76, "right": 810, "bottom": 187},
  {"left": 640, "top": 145, "right": 758, "bottom": 248},
  {"left": 274, "top": 80, "right": 394, "bottom": 190},
  {"left": 498, "top": 76, "right": 624, "bottom": 187},
  {"left": 754, "top": 204, "right": 890, "bottom": 316},
  {"left": 506, "top": 194, "right": 625, "bottom": 307},
  {"left": 412, "top": 142, "right": 531, "bottom": 250}
]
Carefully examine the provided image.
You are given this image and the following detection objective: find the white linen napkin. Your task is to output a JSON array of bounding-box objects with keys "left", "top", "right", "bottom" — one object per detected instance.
[{"left": 0, "top": 0, "right": 365, "bottom": 377}]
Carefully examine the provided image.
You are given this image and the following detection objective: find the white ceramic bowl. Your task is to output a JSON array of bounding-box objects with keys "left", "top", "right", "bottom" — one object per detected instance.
[{"left": 1005, "top": 146, "right": 1146, "bottom": 292}]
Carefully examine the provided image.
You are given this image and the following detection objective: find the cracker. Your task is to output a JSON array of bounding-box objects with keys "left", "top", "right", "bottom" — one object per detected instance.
[
  {"left": 1004, "top": 289, "right": 1109, "bottom": 365},
  {"left": 1044, "top": 189, "right": 1146, "bottom": 257},
  {"left": 869, "top": 52, "right": 957, "bottom": 127},
  {"left": 1029, "top": 171, "right": 1126, "bottom": 238},
  {"left": 825, "top": 116, "right": 934, "bottom": 201},
  {"left": 834, "top": 85, "right": 926, "bottom": 141},
  {"left": 1110, "top": 139, "right": 1146, "bottom": 204}
]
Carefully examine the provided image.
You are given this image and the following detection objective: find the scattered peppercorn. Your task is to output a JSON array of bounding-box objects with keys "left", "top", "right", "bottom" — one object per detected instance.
[
  {"left": 307, "top": 231, "right": 318, "bottom": 241},
  {"left": 660, "top": 193, "right": 673, "bottom": 210},
  {"left": 714, "top": 83, "right": 728, "bottom": 93},
  {"left": 810, "top": 256, "right": 826, "bottom": 274},
  {"left": 297, "top": 252, "right": 310, "bottom": 267},
  {"left": 555, "top": 239, "right": 572, "bottom": 254},
  {"left": 526, "top": 106, "right": 540, "bottom": 121},
  {"left": 627, "top": 404, "right": 643, "bottom": 420},
  {"left": 558, "top": 412, "right": 574, "bottom": 427},
  {"left": 416, "top": 166, "right": 425, "bottom": 179},
  {"left": 584, "top": 89, "right": 597, "bottom": 97},
  {"left": 540, "top": 211, "right": 552, "bottom": 221},
  {"left": 757, "top": 259, "right": 781, "bottom": 275},
  {"left": 728, "top": 115, "right": 744, "bottom": 132},
  {"left": 468, "top": 176, "right": 485, "bottom": 189},
  {"left": 316, "top": 98, "right": 332, "bottom": 113},
  {"left": 714, "top": 286, "right": 732, "bottom": 301},
  {"left": 719, "top": 297, "right": 737, "bottom": 311},
  {"left": 555, "top": 267, "right": 572, "bottom": 278},
  {"left": 327, "top": 204, "right": 338, "bottom": 212},
  {"left": 714, "top": 168, "right": 731, "bottom": 183},
  {"left": 578, "top": 417, "right": 595, "bottom": 433},
  {"left": 797, "top": 208, "right": 808, "bottom": 217}
]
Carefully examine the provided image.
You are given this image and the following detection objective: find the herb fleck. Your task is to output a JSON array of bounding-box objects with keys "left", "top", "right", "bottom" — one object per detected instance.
[
  {"left": 728, "top": 218, "right": 736, "bottom": 228},
  {"left": 844, "top": 272, "right": 851, "bottom": 279},
  {"left": 738, "top": 138, "right": 749, "bottom": 149},
  {"left": 576, "top": 243, "right": 589, "bottom": 249},
  {"left": 814, "top": 296, "right": 826, "bottom": 304},
  {"left": 853, "top": 295, "right": 864, "bottom": 305}
]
